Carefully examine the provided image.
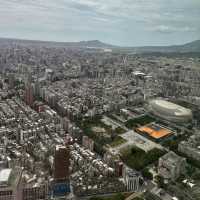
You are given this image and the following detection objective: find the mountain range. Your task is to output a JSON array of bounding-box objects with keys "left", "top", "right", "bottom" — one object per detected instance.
[{"left": 0, "top": 37, "right": 200, "bottom": 53}]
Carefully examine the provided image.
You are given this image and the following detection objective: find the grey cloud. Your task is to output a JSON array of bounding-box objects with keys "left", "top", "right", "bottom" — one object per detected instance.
[
  {"left": 153, "top": 25, "right": 197, "bottom": 34},
  {"left": 0, "top": 0, "right": 199, "bottom": 46}
]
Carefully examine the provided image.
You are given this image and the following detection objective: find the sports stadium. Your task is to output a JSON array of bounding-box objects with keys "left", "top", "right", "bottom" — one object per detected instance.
[
  {"left": 148, "top": 99, "right": 192, "bottom": 123},
  {"left": 137, "top": 123, "right": 173, "bottom": 140}
]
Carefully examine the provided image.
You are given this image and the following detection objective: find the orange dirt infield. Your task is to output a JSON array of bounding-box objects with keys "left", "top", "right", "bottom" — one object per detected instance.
[{"left": 137, "top": 125, "right": 172, "bottom": 139}]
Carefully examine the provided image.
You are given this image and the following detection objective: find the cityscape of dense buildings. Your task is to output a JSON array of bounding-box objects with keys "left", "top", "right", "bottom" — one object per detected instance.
[{"left": 0, "top": 38, "right": 199, "bottom": 200}]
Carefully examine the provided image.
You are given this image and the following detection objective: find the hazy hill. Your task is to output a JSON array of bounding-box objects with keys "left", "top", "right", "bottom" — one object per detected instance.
[
  {"left": 0, "top": 37, "right": 199, "bottom": 53},
  {"left": 124, "top": 40, "right": 200, "bottom": 53},
  {"left": 0, "top": 38, "right": 114, "bottom": 48}
]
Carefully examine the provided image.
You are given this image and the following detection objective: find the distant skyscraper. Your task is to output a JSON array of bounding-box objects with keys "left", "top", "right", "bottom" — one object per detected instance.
[
  {"left": 24, "top": 84, "right": 34, "bottom": 107},
  {"left": 33, "top": 81, "right": 40, "bottom": 99},
  {"left": 26, "top": 71, "right": 32, "bottom": 86},
  {"left": 24, "top": 71, "right": 34, "bottom": 107},
  {"left": 33, "top": 65, "right": 40, "bottom": 99},
  {"left": 8, "top": 73, "right": 15, "bottom": 89},
  {"left": 62, "top": 117, "right": 70, "bottom": 132}
]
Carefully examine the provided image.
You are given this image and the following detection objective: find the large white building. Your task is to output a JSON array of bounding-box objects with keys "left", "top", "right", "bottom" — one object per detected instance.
[
  {"left": 178, "top": 133, "right": 200, "bottom": 162},
  {"left": 148, "top": 99, "right": 192, "bottom": 123},
  {"left": 123, "top": 167, "right": 140, "bottom": 192},
  {"left": 158, "top": 151, "right": 186, "bottom": 181},
  {"left": 0, "top": 167, "right": 23, "bottom": 200}
]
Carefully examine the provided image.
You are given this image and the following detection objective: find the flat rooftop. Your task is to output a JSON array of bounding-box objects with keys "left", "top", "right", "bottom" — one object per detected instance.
[
  {"left": 110, "top": 130, "right": 163, "bottom": 153},
  {"left": 0, "top": 169, "right": 12, "bottom": 184},
  {"left": 0, "top": 167, "right": 22, "bottom": 188}
]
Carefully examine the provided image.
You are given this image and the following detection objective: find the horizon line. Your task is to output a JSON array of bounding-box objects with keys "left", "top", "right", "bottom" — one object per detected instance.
[{"left": 0, "top": 36, "right": 199, "bottom": 48}]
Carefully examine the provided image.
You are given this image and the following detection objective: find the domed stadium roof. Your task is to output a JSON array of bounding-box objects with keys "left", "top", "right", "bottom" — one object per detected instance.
[{"left": 148, "top": 99, "right": 192, "bottom": 123}]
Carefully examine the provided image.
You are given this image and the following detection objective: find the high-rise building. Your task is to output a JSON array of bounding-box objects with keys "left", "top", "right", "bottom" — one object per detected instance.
[
  {"left": 8, "top": 73, "right": 15, "bottom": 89},
  {"left": 24, "top": 84, "right": 34, "bottom": 107},
  {"left": 82, "top": 136, "right": 94, "bottom": 151},
  {"left": 114, "top": 160, "right": 124, "bottom": 177},
  {"left": 52, "top": 145, "right": 70, "bottom": 197},
  {"left": 22, "top": 183, "right": 48, "bottom": 200},
  {"left": 0, "top": 167, "right": 23, "bottom": 200},
  {"left": 33, "top": 81, "right": 40, "bottom": 99},
  {"left": 24, "top": 71, "right": 34, "bottom": 107},
  {"left": 158, "top": 151, "right": 186, "bottom": 181},
  {"left": 54, "top": 145, "right": 70, "bottom": 181},
  {"left": 123, "top": 167, "right": 140, "bottom": 192},
  {"left": 62, "top": 117, "right": 70, "bottom": 132},
  {"left": 54, "top": 145, "right": 70, "bottom": 180},
  {"left": 24, "top": 72, "right": 34, "bottom": 106}
]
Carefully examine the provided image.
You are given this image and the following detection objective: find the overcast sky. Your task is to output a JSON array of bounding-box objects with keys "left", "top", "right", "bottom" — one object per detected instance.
[{"left": 0, "top": 0, "right": 199, "bottom": 46}]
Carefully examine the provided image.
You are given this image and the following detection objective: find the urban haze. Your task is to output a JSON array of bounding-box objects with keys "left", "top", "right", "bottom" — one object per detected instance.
[{"left": 0, "top": 1, "right": 200, "bottom": 200}]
